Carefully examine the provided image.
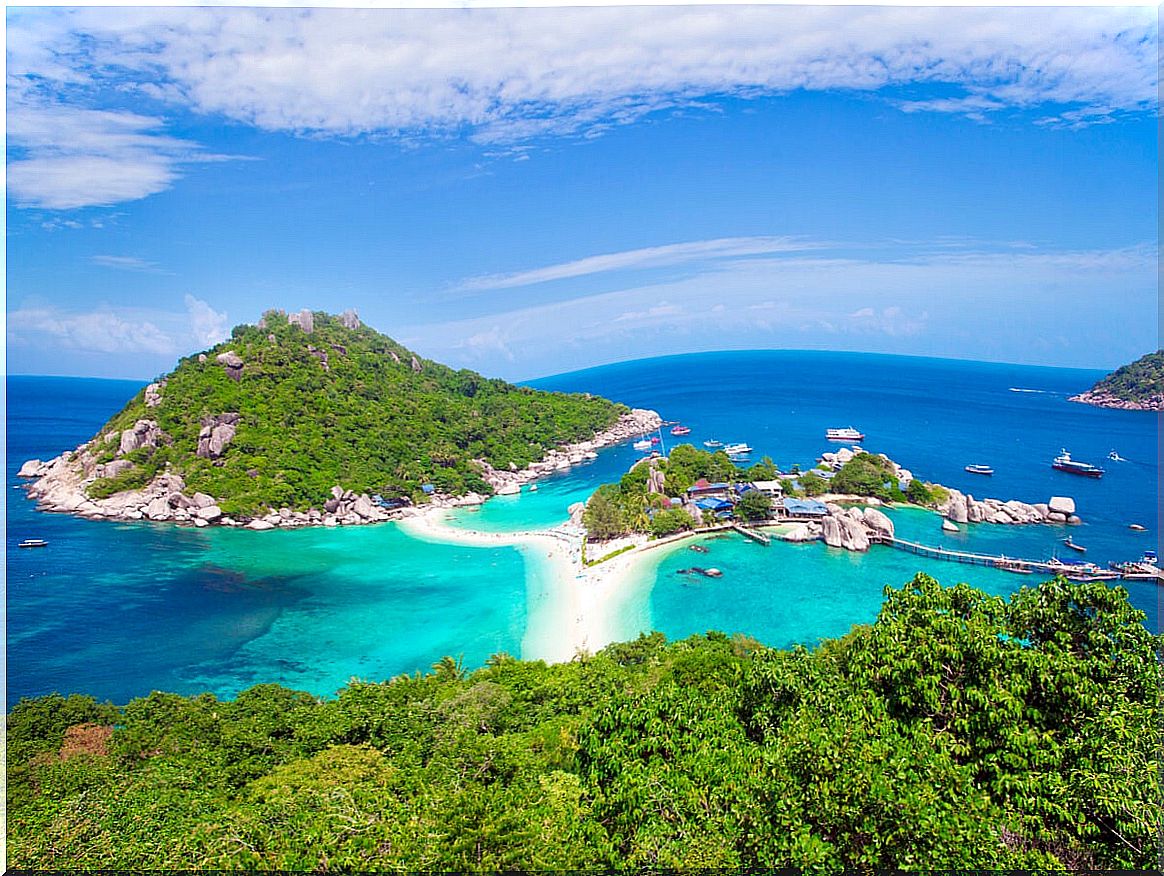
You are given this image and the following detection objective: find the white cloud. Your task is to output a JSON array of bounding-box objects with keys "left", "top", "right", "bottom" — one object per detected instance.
[
  {"left": 6, "top": 6, "right": 1155, "bottom": 152},
  {"left": 459, "top": 236, "right": 819, "bottom": 291},
  {"left": 185, "top": 295, "right": 230, "bottom": 347},
  {"left": 6, "top": 306, "right": 175, "bottom": 355},
  {"left": 6, "top": 296, "right": 230, "bottom": 357},
  {"left": 400, "top": 240, "right": 1157, "bottom": 375},
  {"left": 91, "top": 255, "right": 165, "bottom": 273},
  {"left": 5, "top": 103, "right": 233, "bottom": 210}
]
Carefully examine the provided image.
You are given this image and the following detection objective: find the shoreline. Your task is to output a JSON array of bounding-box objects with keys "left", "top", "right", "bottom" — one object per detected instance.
[{"left": 17, "top": 408, "right": 663, "bottom": 531}]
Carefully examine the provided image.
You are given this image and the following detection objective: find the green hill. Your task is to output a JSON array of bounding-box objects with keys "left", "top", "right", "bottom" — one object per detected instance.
[
  {"left": 1070, "top": 350, "right": 1164, "bottom": 411},
  {"left": 81, "top": 309, "right": 624, "bottom": 514},
  {"left": 6, "top": 575, "right": 1158, "bottom": 870}
]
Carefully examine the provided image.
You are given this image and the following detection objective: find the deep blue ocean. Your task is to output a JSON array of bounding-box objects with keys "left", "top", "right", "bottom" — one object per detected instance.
[{"left": 6, "top": 352, "right": 1160, "bottom": 707}]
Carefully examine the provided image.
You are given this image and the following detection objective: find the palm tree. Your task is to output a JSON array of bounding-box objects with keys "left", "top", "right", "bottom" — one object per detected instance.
[{"left": 432, "top": 654, "right": 465, "bottom": 681}]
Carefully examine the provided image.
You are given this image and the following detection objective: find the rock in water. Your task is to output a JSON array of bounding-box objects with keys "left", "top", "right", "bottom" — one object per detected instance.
[
  {"left": 17, "top": 459, "right": 42, "bottom": 478},
  {"left": 862, "top": 506, "right": 894, "bottom": 538},
  {"left": 942, "top": 519, "right": 959, "bottom": 533},
  {"left": 1048, "top": 496, "right": 1076, "bottom": 515}
]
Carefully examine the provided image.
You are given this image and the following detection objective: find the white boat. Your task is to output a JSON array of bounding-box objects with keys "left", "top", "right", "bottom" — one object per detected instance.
[
  {"left": 723, "top": 442, "right": 752, "bottom": 456},
  {"left": 964, "top": 464, "right": 994, "bottom": 476},
  {"left": 1108, "top": 450, "right": 1126, "bottom": 462},
  {"left": 703, "top": 439, "right": 723, "bottom": 448},
  {"left": 633, "top": 439, "right": 652, "bottom": 451},
  {"left": 826, "top": 427, "right": 865, "bottom": 441},
  {"left": 18, "top": 538, "right": 48, "bottom": 548}
]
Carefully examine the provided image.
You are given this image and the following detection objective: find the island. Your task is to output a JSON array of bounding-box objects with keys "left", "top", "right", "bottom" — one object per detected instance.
[
  {"left": 16, "top": 309, "right": 660, "bottom": 529},
  {"left": 1069, "top": 350, "right": 1164, "bottom": 411}
]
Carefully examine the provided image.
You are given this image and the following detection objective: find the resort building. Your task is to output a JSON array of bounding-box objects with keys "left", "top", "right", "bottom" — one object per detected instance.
[{"left": 782, "top": 498, "right": 829, "bottom": 519}]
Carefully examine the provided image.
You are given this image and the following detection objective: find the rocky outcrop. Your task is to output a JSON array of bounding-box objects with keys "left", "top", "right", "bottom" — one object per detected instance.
[
  {"left": 862, "top": 506, "right": 894, "bottom": 538},
  {"left": 17, "top": 459, "right": 43, "bottom": 478},
  {"left": 780, "top": 522, "right": 821, "bottom": 542},
  {"left": 937, "top": 487, "right": 1080, "bottom": 526},
  {"left": 288, "top": 309, "right": 315, "bottom": 334},
  {"left": 338, "top": 309, "right": 361, "bottom": 330},
  {"left": 410, "top": 355, "right": 422, "bottom": 373},
  {"left": 117, "top": 420, "right": 165, "bottom": 456},
  {"left": 821, "top": 512, "right": 871, "bottom": 551},
  {"left": 307, "top": 345, "right": 330, "bottom": 372},
  {"left": 215, "top": 351, "right": 244, "bottom": 381},
  {"left": 144, "top": 381, "right": 164, "bottom": 408},
  {"left": 196, "top": 413, "right": 240, "bottom": 459},
  {"left": 1069, "top": 389, "right": 1163, "bottom": 412}
]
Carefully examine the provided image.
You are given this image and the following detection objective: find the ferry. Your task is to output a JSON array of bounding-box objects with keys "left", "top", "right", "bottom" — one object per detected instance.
[
  {"left": 826, "top": 427, "right": 865, "bottom": 442},
  {"left": 670, "top": 425, "right": 691, "bottom": 436},
  {"left": 632, "top": 439, "right": 652, "bottom": 451},
  {"left": 703, "top": 439, "right": 723, "bottom": 448},
  {"left": 18, "top": 538, "right": 48, "bottom": 548},
  {"left": 1051, "top": 449, "right": 1104, "bottom": 478},
  {"left": 723, "top": 442, "right": 753, "bottom": 456},
  {"left": 964, "top": 464, "right": 994, "bottom": 476}
]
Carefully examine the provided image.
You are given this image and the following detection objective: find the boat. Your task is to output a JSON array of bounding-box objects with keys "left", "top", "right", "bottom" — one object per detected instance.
[
  {"left": 1129, "top": 523, "right": 1147, "bottom": 531},
  {"left": 826, "top": 427, "right": 865, "bottom": 441},
  {"left": 632, "top": 439, "right": 652, "bottom": 451},
  {"left": 703, "top": 439, "right": 723, "bottom": 448},
  {"left": 1063, "top": 536, "right": 1087, "bottom": 553},
  {"left": 1108, "top": 449, "right": 1126, "bottom": 462},
  {"left": 723, "top": 442, "right": 753, "bottom": 456},
  {"left": 18, "top": 538, "right": 48, "bottom": 548},
  {"left": 670, "top": 425, "right": 691, "bottom": 436},
  {"left": 1051, "top": 449, "right": 1104, "bottom": 478},
  {"left": 964, "top": 464, "right": 994, "bottom": 475}
]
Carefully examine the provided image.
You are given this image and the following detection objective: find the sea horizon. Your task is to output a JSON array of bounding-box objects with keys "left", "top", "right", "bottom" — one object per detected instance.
[{"left": 4, "top": 344, "right": 1118, "bottom": 388}]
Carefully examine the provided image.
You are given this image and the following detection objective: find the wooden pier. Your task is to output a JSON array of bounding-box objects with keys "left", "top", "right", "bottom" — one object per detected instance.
[
  {"left": 866, "top": 533, "right": 1146, "bottom": 580},
  {"left": 732, "top": 524, "right": 771, "bottom": 546}
]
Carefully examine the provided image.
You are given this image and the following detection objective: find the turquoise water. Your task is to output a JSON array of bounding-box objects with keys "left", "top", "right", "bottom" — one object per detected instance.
[{"left": 7, "top": 353, "right": 1160, "bottom": 706}]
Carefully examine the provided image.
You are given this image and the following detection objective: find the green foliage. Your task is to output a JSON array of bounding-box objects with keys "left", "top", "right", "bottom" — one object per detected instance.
[
  {"left": 80, "top": 311, "right": 624, "bottom": 514},
  {"left": 1083, "top": 349, "right": 1164, "bottom": 403},
  {"left": 905, "top": 477, "right": 936, "bottom": 505},
  {"left": 830, "top": 452, "right": 900, "bottom": 501},
  {"left": 800, "top": 471, "right": 828, "bottom": 496},
  {"left": 582, "top": 485, "right": 625, "bottom": 540},
  {"left": 735, "top": 489, "right": 773, "bottom": 520},
  {"left": 648, "top": 507, "right": 694, "bottom": 537},
  {"left": 7, "top": 577, "right": 1160, "bottom": 871}
]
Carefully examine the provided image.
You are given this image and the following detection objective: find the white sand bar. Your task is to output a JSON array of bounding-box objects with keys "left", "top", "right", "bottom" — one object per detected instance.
[{"left": 396, "top": 506, "right": 697, "bottom": 662}]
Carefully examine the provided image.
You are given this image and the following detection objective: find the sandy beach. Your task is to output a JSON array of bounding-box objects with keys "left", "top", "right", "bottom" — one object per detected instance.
[{"left": 396, "top": 504, "right": 668, "bottom": 662}]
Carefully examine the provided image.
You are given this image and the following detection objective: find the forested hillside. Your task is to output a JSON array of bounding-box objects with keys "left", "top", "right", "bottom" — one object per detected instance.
[
  {"left": 79, "top": 310, "right": 623, "bottom": 514},
  {"left": 8, "top": 575, "right": 1158, "bottom": 871},
  {"left": 1071, "top": 350, "right": 1164, "bottom": 411}
]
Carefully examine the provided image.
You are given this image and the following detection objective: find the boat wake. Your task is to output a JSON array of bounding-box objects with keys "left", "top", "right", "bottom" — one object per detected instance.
[{"left": 1009, "top": 387, "right": 1047, "bottom": 394}]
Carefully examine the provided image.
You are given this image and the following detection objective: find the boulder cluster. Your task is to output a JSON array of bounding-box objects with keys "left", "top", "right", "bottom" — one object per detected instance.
[
  {"left": 1069, "top": 388, "right": 1163, "bottom": 412},
  {"left": 817, "top": 505, "right": 895, "bottom": 551},
  {"left": 937, "top": 489, "right": 1081, "bottom": 526}
]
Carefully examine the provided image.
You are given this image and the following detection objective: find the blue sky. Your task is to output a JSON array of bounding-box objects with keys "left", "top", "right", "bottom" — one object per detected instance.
[{"left": 5, "top": 5, "right": 1158, "bottom": 380}]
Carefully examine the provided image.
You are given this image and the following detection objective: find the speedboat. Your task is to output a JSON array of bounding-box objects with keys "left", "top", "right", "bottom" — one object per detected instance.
[
  {"left": 632, "top": 439, "right": 652, "bottom": 451},
  {"left": 1108, "top": 449, "right": 1126, "bottom": 462},
  {"left": 703, "top": 439, "right": 723, "bottom": 448},
  {"left": 18, "top": 538, "right": 48, "bottom": 548},
  {"left": 1051, "top": 450, "right": 1104, "bottom": 478},
  {"left": 670, "top": 425, "right": 691, "bottom": 436},
  {"left": 964, "top": 464, "right": 994, "bottom": 475},
  {"left": 826, "top": 427, "right": 865, "bottom": 441}
]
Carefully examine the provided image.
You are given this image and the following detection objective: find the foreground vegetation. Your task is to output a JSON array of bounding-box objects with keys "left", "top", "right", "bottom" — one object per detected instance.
[
  {"left": 8, "top": 575, "right": 1158, "bottom": 870},
  {"left": 84, "top": 310, "right": 623, "bottom": 514}
]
